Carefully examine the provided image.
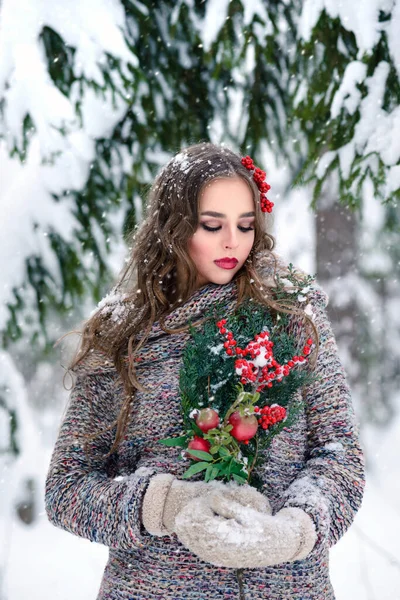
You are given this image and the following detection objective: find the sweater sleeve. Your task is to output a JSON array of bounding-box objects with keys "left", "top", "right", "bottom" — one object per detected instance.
[
  {"left": 44, "top": 357, "right": 159, "bottom": 550},
  {"left": 279, "top": 284, "right": 366, "bottom": 552}
]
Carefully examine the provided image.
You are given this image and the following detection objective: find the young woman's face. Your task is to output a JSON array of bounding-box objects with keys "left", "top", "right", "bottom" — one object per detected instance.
[{"left": 188, "top": 177, "right": 256, "bottom": 288}]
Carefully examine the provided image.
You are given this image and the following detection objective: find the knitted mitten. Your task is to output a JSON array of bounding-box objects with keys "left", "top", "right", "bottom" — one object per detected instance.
[
  {"left": 174, "top": 491, "right": 317, "bottom": 568},
  {"left": 141, "top": 474, "right": 272, "bottom": 536}
]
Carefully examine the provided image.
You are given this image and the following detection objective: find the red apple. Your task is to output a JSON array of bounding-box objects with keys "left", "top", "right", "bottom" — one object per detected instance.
[
  {"left": 228, "top": 410, "right": 258, "bottom": 442},
  {"left": 186, "top": 436, "right": 211, "bottom": 461},
  {"left": 195, "top": 407, "right": 220, "bottom": 432}
]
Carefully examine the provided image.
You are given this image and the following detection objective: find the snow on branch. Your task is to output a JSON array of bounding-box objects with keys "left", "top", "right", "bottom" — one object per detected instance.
[
  {"left": 0, "top": 0, "right": 139, "bottom": 339},
  {"left": 298, "top": 1, "right": 400, "bottom": 202},
  {"left": 300, "top": 1, "right": 384, "bottom": 57},
  {"left": 0, "top": 0, "right": 135, "bottom": 163}
]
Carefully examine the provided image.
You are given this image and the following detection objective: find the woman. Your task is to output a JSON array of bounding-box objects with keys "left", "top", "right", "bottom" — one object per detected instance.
[{"left": 45, "top": 142, "right": 365, "bottom": 599}]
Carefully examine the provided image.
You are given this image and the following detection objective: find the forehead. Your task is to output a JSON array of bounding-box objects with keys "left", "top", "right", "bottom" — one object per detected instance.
[{"left": 199, "top": 177, "right": 253, "bottom": 209}]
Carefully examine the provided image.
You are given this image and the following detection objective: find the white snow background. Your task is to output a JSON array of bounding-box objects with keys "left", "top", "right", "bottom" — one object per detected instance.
[{"left": 1, "top": 0, "right": 400, "bottom": 598}]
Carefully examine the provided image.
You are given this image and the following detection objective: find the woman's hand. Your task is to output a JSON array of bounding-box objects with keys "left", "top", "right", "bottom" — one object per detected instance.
[
  {"left": 141, "top": 475, "right": 271, "bottom": 536},
  {"left": 174, "top": 491, "right": 317, "bottom": 568}
]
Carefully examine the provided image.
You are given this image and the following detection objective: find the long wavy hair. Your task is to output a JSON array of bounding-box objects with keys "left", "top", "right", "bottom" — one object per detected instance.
[{"left": 61, "top": 142, "right": 319, "bottom": 456}]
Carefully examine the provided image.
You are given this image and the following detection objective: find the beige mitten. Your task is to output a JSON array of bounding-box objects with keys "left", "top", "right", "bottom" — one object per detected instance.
[
  {"left": 174, "top": 491, "right": 317, "bottom": 568},
  {"left": 141, "top": 474, "right": 272, "bottom": 537}
]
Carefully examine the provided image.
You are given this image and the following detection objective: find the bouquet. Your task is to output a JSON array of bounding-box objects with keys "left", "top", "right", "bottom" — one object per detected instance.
[{"left": 159, "top": 270, "right": 319, "bottom": 487}]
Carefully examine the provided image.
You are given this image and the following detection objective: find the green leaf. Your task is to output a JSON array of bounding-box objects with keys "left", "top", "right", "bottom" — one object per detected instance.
[
  {"left": 231, "top": 461, "right": 247, "bottom": 475},
  {"left": 232, "top": 474, "right": 248, "bottom": 484},
  {"left": 185, "top": 449, "right": 213, "bottom": 461},
  {"left": 191, "top": 422, "right": 204, "bottom": 436},
  {"left": 181, "top": 462, "right": 210, "bottom": 478},
  {"left": 218, "top": 458, "right": 233, "bottom": 475},
  {"left": 218, "top": 446, "right": 230, "bottom": 457},
  {"left": 210, "top": 466, "right": 220, "bottom": 479},
  {"left": 158, "top": 435, "right": 188, "bottom": 447},
  {"left": 205, "top": 463, "right": 214, "bottom": 482}
]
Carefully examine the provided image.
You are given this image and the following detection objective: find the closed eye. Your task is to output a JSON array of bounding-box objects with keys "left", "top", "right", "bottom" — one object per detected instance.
[{"left": 201, "top": 224, "right": 254, "bottom": 232}]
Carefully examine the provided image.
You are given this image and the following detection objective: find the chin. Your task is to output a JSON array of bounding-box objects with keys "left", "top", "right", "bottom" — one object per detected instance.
[
  {"left": 197, "top": 264, "right": 242, "bottom": 287},
  {"left": 211, "top": 272, "right": 238, "bottom": 285}
]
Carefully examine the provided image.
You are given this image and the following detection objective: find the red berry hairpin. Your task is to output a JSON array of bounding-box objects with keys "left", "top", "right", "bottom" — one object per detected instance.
[{"left": 241, "top": 155, "right": 273, "bottom": 213}]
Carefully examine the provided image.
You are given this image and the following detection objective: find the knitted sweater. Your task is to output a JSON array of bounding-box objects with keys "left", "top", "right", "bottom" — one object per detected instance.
[{"left": 45, "top": 255, "right": 366, "bottom": 600}]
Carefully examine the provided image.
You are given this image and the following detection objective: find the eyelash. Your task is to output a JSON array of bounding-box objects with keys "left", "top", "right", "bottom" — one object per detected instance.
[{"left": 201, "top": 224, "right": 255, "bottom": 233}]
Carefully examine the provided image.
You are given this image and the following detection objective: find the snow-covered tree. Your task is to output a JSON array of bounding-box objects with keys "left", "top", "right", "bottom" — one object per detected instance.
[
  {"left": 292, "top": 1, "right": 400, "bottom": 208},
  {"left": 290, "top": 2, "right": 400, "bottom": 424}
]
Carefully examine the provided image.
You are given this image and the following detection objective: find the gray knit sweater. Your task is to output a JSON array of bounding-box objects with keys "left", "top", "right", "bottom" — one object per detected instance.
[{"left": 45, "top": 256, "right": 365, "bottom": 599}]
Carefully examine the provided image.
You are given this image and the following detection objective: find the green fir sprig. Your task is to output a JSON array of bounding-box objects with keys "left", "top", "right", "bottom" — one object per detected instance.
[{"left": 159, "top": 291, "right": 319, "bottom": 487}]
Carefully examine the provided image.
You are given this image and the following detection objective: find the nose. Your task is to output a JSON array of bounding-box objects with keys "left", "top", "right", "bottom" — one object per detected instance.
[{"left": 223, "top": 226, "right": 239, "bottom": 250}]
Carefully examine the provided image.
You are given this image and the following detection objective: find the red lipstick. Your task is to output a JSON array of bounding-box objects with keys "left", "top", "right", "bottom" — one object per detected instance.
[{"left": 214, "top": 257, "right": 239, "bottom": 270}]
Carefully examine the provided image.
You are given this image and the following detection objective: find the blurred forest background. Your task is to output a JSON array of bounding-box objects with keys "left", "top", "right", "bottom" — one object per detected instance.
[{"left": 0, "top": 1, "right": 399, "bottom": 598}]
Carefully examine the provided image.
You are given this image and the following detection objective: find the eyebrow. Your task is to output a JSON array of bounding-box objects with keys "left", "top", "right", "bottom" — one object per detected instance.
[{"left": 200, "top": 211, "right": 255, "bottom": 218}]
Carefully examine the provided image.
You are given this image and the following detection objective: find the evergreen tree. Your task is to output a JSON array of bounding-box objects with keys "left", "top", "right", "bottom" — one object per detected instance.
[
  {"left": 288, "top": 3, "right": 400, "bottom": 425},
  {"left": 291, "top": 3, "right": 400, "bottom": 208}
]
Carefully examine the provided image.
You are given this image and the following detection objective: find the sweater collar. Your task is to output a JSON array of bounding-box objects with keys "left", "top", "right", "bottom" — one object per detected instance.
[{"left": 146, "top": 280, "right": 238, "bottom": 339}]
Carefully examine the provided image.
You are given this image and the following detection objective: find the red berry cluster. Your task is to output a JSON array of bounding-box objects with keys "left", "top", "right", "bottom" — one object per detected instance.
[
  {"left": 216, "top": 319, "right": 314, "bottom": 393},
  {"left": 241, "top": 155, "right": 273, "bottom": 213},
  {"left": 254, "top": 404, "right": 287, "bottom": 429},
  {"left": 216, "top": 319, "right": 238, "bottom": 356}
]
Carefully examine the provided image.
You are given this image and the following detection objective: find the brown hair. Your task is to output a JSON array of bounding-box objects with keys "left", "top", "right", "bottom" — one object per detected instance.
[{"left": 59, "top": 142, "right": 319, "bottom": 455}]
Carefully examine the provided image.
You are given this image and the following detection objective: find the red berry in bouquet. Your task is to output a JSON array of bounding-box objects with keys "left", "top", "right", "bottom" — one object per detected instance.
[
  {"left": 228, "top": 411, "right": 258, "bottom": 442},
  {"left": 195, "top": 407, "right": 220, "bottom": 432},
  {"left": 186, "top": 436, "right": 211, "bottom": 461}
]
